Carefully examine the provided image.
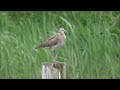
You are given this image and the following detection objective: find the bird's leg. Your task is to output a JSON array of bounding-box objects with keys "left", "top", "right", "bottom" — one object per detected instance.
[
  {"left": 52, "top": 50, "right": 55, "bottom": 62},
  {"left": 55, "top": 51, "right": 58, "bottom": 61},
  {"left": 51, "top": 50, "right": 55, "bottom": 67},
  {"left": 52, "top": 50, "right": 58, "bottom": 62}
]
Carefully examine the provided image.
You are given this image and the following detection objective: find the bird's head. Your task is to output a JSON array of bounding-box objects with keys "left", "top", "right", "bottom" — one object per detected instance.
[{"left": 58, "top": 27, "right": 68, "bottom": 35}]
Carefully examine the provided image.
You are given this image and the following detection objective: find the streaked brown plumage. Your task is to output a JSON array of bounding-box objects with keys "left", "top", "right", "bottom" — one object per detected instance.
[
  {"left": 35, "top": 27, "right": 67, "bottom": 61},
  {"left": 35, "top": 27, "right": 67, "bottom": 51}
]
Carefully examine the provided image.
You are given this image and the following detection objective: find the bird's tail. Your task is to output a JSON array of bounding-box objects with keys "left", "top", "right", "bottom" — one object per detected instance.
[{"left": 35, "top": 44, "right": 45, "bottom": 49}]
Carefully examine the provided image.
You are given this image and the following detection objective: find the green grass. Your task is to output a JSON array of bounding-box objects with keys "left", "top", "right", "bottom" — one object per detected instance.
[{"left": 0, "top": 11, "right": 120, "bottom": 79}]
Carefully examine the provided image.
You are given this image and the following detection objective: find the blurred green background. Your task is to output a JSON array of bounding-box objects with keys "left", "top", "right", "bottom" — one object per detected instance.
[{"left": 0, "top": 11, "right": 120, "bottom": 79}]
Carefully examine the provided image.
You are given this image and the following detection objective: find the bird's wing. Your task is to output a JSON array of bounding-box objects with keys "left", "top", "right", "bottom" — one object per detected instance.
[
  {"left": 46, "top": 33, "right": 58, "bottom": 41},
  {"left": 42, "top": 34, "right": 61, "bottom": 47},
  {"left": 36, "top": 33, "right": 61, "bottom": 48}
]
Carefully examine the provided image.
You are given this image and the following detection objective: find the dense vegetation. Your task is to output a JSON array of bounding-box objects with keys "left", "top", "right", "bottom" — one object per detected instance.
[{"left": 0, "top": 11, "right": 120, "bottom": 79}]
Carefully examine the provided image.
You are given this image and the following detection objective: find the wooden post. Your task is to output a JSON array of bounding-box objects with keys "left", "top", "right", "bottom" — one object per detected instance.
[{"left": 41, "top": 61, "right": 66, "bottom": 79}]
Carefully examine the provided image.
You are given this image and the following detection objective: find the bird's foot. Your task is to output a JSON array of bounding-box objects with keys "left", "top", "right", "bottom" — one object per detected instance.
[
  {"left": 51, "top": 60, "right": 56, "bottom": 68},
  {"left": 51, "top": 60, "right": 59, "bottom": 68},
  {"left": 51, "top": 59, "right": 59, "bottom": 65},
  {"left": 52, "top": 59, "right": 56, "bottom": 63}
]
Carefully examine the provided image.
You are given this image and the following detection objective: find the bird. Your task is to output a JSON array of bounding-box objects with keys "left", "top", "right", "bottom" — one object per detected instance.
[{"left": 35, "top": 27, "right": 68, "bottom": 62}]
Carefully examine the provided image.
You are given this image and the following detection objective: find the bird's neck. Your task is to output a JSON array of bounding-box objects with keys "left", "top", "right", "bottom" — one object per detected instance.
[{"left": 60, "top": 32, "right": 66, "bottom": 39}]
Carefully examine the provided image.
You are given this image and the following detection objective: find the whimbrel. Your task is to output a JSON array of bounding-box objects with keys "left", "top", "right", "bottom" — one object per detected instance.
[{"left": 35, "top": 27, "right": 67, "bottom": 61}]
